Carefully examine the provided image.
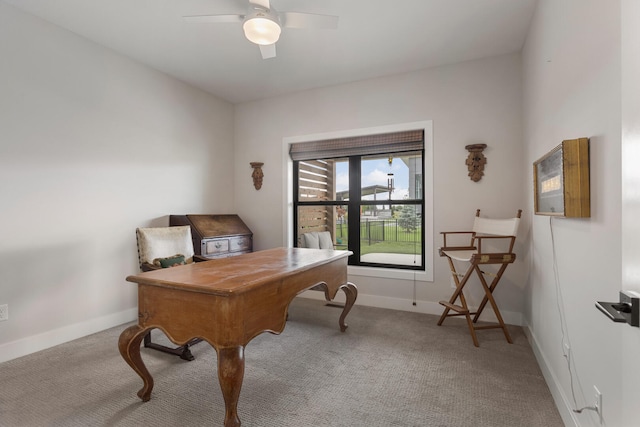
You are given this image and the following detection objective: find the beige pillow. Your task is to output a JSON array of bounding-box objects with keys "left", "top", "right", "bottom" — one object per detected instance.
[
  {"left": 303, "top": 232, "right": 320, "bottom": 249},
  {"left": 318, "top": 231, "right": 334, "bottom": 249},
  {"left": 302, "top": 231, "right": 333, "bottom": 249}
]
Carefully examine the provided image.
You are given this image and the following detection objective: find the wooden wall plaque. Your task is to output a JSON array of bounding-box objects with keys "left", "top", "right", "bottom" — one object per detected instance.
[{"left": 533, "top": 138, "right": 590, "bottom": 217}]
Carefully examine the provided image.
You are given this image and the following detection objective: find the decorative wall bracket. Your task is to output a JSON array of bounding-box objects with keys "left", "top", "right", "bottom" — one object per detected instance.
[
  {"left": 250, "top": 162, "right": 264, "bottom": 190},
  {"left": 465, "top": 144, "right": 487, "bottom": 182}
]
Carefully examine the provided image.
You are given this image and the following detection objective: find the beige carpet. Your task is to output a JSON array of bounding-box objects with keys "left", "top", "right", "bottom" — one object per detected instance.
[{"left": 0, "top": 298, "right": 563, "bottom": 426}]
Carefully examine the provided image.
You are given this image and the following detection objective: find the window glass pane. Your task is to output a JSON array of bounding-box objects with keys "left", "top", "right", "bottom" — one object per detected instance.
[
  {"left": 296, "top": 205, "right": 348, "bottom": 249},
  {"left": 334, "top": 205, "right": 349, "bottom": 250},
  {"left": 360, "top": 151, "right": 422, "bottom": 201},
  {"left": 359, "top": 204, "right": 422, "bottom": 267},
  {"left": 297, "top": 158, "right": 348, "bottom": 201},
  {"left": 335, "top": 160, "right": 349, "bottom": 201}
]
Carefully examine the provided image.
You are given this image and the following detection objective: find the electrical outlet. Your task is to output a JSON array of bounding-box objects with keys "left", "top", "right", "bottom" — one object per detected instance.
[
  {"left": 594, "top": 385, "right": 603, "bottom": 424},
  {"left": 0, "top": 304, "right": 8, "bottom": 321}
]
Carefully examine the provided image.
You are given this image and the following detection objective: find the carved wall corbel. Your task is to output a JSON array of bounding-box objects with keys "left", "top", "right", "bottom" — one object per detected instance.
[
  {"left": 250, "top": 162, "right": 264, "bottom": 190},
  {"left": 465, "top": 144, "right": 487, "bottom": 182}
]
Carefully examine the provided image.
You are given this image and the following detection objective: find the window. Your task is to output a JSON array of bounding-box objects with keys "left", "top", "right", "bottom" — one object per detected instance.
[{"left": 291, "top": 130, "right": 425, "bottom": 270}]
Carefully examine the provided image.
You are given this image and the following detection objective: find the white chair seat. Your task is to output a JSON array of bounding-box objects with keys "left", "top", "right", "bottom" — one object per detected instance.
[
  {"left": 134, "top": 224, "right": 202, "bottom": 360},
  {"left": 441, "top": 249, "right": 476, "bottom": 262}
]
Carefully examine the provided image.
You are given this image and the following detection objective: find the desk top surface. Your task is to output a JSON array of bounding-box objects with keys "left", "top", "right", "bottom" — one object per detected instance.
[{"left": 126, "top": 247, "right": 351, "bottom": 296}]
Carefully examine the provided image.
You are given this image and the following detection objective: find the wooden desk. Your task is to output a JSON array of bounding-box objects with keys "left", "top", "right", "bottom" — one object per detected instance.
[{"left": 119, "top": 247, "right": 357, "bottom": 427}]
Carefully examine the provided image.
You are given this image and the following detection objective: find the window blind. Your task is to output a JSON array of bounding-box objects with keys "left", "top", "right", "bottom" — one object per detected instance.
[{"left": 289, "top": 129, "right": 424, "bottom": 161}]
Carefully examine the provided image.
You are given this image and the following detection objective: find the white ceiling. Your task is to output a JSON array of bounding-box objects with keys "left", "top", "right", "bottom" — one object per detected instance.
[{"left": 5, "top": 0, "right": 537, "bottom": 104}]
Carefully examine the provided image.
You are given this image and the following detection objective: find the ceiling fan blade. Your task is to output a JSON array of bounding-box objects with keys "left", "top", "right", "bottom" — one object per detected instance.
[
  {"left": 249, "top": 0, "right": 271, "bottom": 10},
  {"left": 259, "top": 44, "right": 276, "bottom": 59},
  {"left": 281, "top": 12, "right": 338, "bottom": 29},
  {"left": 183, "top": 14, "right": 244, "bottom": 24}
]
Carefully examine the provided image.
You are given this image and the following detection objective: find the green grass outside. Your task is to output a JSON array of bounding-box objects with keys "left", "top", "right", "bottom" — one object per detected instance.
[
  {"left": 334, "top": 223, "right": 422, "bottom": 255},
  {"left": 360, "top": 241, "right": 422, "bottom": 255}
]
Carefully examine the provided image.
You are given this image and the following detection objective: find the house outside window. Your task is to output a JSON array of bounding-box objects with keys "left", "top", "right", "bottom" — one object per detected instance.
[{"left": 291, "top": 130, "right": 425, "bottom": 270}]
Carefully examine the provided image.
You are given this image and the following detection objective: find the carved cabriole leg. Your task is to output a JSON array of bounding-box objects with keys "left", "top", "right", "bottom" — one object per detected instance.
[
  {"left": 118, "top": 324, "right": 154, "bottom": 401},
  {"left": 311, "top": 281, "right": 358, "bottom": 332},
  {"left": 217, "top": 346, "right": 245, "bottom": 427},
  {"left": 338, "top": 282, "right": 358, "bottom": 332}
]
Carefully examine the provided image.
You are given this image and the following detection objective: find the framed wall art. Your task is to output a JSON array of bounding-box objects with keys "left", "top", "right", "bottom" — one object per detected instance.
[{"left": 533, "top": 137, "right": 590, "bottom": 217}]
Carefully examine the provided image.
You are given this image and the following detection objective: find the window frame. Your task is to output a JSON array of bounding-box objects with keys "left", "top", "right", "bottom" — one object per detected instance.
[
  {"left": 283, "top": 121, "right": 434, "bottom": 282},
  {"left": 293, "top": 154, "right": 425, "bottom": 270}
]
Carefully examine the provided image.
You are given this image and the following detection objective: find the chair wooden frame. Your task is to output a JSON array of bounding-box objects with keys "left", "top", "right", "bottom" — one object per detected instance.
[
  {"left": 136, "top": 226, "right": 207, "bottom": 361},
  {"left": 437, "top": 209, "right": 522, "bottom": 347}
]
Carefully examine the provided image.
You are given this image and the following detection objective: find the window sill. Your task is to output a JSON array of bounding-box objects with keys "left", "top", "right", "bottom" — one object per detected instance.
[{"left": 348, "top": 265, "right": 433, "bottom": 282}]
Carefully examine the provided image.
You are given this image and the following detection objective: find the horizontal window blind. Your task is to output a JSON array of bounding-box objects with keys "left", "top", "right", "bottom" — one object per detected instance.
[{"left": 290, "top": 129, "right": 424, "bottom": 161}]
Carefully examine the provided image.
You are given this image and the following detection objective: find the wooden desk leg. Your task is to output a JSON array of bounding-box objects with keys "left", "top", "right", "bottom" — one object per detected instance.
[
  {"left": 118, "top": 324, "right": 154, "bottom": 402},
  {"left": 339, "top": 282, "right": 358, "bottom": 332},
  {"left": 217, "top": 346, "right": 245, "bottom": 427}
]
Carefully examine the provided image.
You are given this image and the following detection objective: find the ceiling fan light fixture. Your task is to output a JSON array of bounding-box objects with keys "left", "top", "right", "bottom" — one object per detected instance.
[{"left": 243, "top": 14, "right": 281, "bottom": 45}]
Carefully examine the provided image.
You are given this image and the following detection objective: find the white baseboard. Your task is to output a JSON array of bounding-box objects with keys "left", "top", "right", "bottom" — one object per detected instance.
[
  {"left": 1, "top": 294, "right": 523, "bottom": 365},
  {"left": 0, "top": 308, "right": 137, "bottom": 364},
  {"left": 522, "top": 322, "right": 579, "bottom": 427},
  {"left": 297, "top": 290, "right": 523, "bottom": 326}
]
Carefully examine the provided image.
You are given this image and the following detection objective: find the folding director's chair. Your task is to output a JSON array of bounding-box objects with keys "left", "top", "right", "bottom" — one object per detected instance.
[{"left": 437, "top": 209, "right": 522, "bottom": 347}]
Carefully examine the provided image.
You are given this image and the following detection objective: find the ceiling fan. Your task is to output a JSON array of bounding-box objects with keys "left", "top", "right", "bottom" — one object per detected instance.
[{"left": 183, "top": 0, "right": 339, "bottom": 59}]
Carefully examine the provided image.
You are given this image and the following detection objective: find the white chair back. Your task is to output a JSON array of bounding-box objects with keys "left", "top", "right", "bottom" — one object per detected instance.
[
  {"left": 472, "top": 216, "right": 520, "bottom": 236},
  {"left": 136, "top": 226, "right": 195, "bottom": 266}
]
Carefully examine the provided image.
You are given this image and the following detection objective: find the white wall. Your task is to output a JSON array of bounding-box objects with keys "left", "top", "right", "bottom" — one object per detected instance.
[
  {"left": 234, "top": 53, "right": 526, "bottom": 322},
  {"left": 522, "top": 0, "right": 623, "bottom": 425},
  {"left": 0, "top": 3, "right": 235, "bottom": 362}
]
